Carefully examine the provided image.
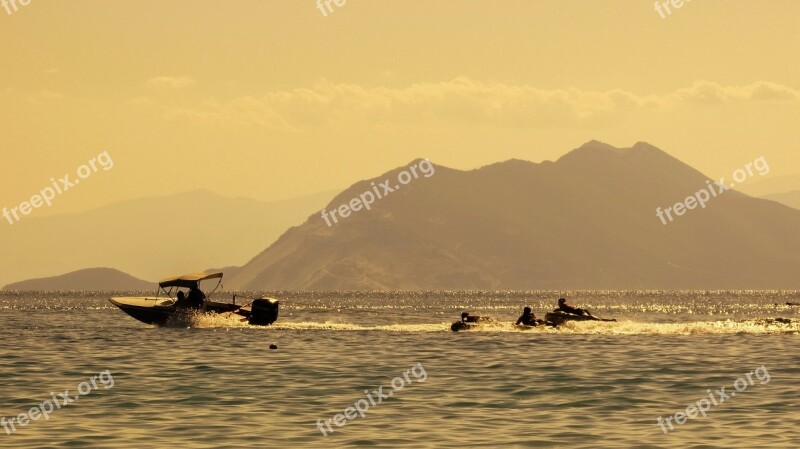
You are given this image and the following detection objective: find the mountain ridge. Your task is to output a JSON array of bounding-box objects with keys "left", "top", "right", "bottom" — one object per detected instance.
[
  {"left": 0, "top": 189, "right": 337, "bottom": 288},
  {"left": 2, "top": 268, "right": 152, "bottom": 291},
  {"left": 226, "top": 141, "right": 800, "bottom": 290}
]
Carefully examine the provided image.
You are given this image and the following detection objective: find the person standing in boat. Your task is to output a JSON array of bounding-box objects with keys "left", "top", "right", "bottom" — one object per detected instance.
[
  {"left": 187, "top": 283, "right": 206, "bottom": 309},
  {"left": 556, "top": 298, "right": 591, "bottom": 316}
]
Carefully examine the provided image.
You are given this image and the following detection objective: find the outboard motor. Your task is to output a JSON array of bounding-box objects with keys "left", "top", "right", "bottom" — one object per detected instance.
[{"left": 249, "top": 297, "right": 280, "bottom": 325}]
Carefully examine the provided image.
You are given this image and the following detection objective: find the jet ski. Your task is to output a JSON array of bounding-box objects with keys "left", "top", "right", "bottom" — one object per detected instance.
[
  {"left": 109, "top": 272, "right": 279, "bottom": 326},
  {"left": 515, "top": 319, "right": 558, "bottom": 329},
  {"left": 450, "top": 314, "right": 496, "bottom": 332},
  {"left": 544, "top": 310, "right": 616, "bottom": 326},
  {"left": 451, "top": 321, "right": 480, "bottom": 332}
]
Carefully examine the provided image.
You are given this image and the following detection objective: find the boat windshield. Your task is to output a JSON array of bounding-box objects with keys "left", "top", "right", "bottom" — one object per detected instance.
[{"left": 156, "top": 272, "right": 223, "bottom": 299}]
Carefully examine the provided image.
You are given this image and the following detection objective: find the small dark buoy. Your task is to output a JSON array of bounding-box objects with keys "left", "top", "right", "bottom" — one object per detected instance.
[{"left": 269, "top": 344, "right": 278, "bottom": 350}]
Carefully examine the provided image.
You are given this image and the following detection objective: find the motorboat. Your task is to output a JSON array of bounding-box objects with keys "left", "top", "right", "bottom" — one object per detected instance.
[{"left": 109, "top": 272, "right": 279, "bottom": 326}]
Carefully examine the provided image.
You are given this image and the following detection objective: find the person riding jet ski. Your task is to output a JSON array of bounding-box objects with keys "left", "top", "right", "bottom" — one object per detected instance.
[
  {"left": 515, "top": 306, "right": 554, "bottom": 327},
  {"left": 556, "top": 298, "right": 591, "bottom": 316},
  {"left": 516, "top": 306, "right": 536, "bottom": 325},
  {"left": 461, "top": 311, "right": 482, "bottom": 323}
]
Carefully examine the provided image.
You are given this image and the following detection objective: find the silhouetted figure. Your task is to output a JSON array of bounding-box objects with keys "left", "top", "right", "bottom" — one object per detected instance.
[
  {"left": 187, "top": 284, "right": 206, "bottom": 309},
  {"left": 175, "top": 291, "right": 190, "bottom": 308},
  {"left": 451, "top": 311, "right": 496, "bottom": 331},
  {"left": 461, "top": 312, "right": 481, "bottom": 323},
  {"left": 556, "top": 298, "right": 591, "bottom": 316},
  {"left": 515, "top": 306, "right": 538, "bottom": 326}
]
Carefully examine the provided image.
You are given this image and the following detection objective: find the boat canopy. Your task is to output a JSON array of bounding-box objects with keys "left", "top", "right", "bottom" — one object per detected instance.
[{"left": 158, "top": 272, "right": 223, "bottom": 289}]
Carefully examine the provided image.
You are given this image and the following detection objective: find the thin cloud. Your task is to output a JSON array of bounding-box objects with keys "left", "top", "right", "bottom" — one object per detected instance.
[
  {"left": 152, "top": 78, "right": 800, "bottom": 130},
  {"left": 672, "top": 80, "right": 799, "bottom": 104},
  {"left": 27, "top": 90, "right": 63, "bottom": 104},
  {"left": 146, "top": 76, "right": 197, "bottom": 90}
]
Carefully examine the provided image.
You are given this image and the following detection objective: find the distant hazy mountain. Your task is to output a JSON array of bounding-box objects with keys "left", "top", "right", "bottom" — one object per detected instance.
[
  {"left": 0, "top": 189, "right": 337, "bottom": 288},
  {"left": 738, "top": 175, "right": 800, "bottom": 209},
  {"left": 2, "top": 268, "right": 151, "bottom": 291},
  {"left": 203, "top": 266, "right": 243, "bottom": 282},
  {"left": 228, "top": 141, "right": 800, "bottom": 290},
  {"left": 762, "top": 190, "right": 800, "bottom": 210},
  {"left": 739, "top": 174, "right": 800, "bottom": 197}
]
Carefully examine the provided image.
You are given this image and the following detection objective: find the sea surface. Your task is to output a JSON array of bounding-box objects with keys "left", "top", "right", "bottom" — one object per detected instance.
[{"left": 1, "top": 290, "right": 799, "bottom": 448}]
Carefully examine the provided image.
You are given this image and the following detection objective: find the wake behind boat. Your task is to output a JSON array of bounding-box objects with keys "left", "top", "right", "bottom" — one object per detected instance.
[{"left": 109, "top": 272, "right": 279, "bottom": 326}]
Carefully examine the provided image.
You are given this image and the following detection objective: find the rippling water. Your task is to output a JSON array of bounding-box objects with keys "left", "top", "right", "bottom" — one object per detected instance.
[{"left": 1, "top": 291, "right": 799, "bottom": 448}]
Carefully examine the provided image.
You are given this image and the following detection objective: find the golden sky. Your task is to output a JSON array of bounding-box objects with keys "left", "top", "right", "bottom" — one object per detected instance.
[{"left": 1, "top": 0, "right": 799, "bottom": 215}]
